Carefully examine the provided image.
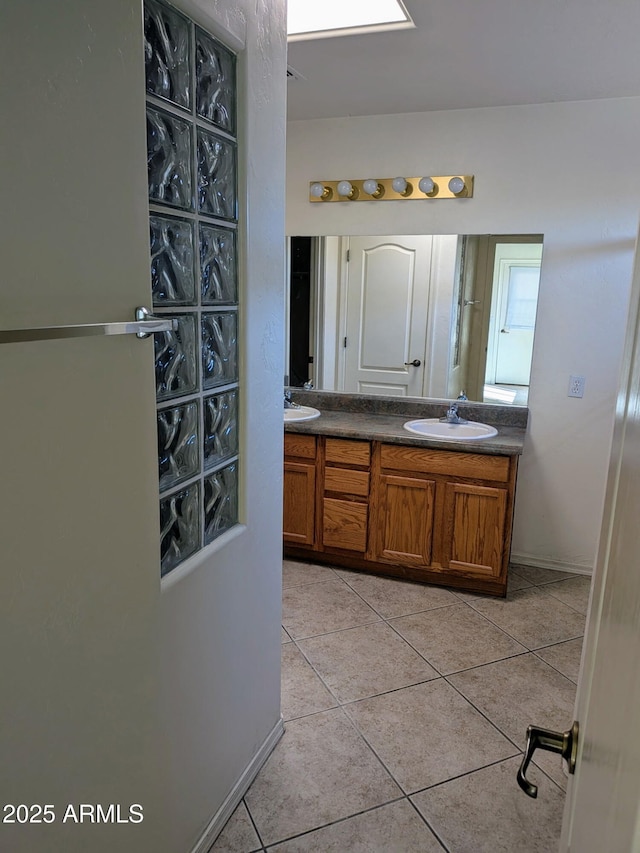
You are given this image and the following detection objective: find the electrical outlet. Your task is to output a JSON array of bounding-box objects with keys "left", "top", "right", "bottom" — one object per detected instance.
[{"left": 568, "top": 375, "right": 586, "bottom": 398}]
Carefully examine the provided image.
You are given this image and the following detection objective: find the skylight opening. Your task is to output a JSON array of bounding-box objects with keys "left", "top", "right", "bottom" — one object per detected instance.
[{"left": 287, "top": 0, "right": 414, "bottom": 42}]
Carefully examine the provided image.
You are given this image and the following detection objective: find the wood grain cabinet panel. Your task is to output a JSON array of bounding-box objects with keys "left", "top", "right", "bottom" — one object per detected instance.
[
  {"left": 323, "top": 497, "right": 368, "bottom": 552},
  {"left": 284, "top": 433, "right": 316, "bottom": 460},
  {"left": 325, "top": 438, "right": 370, "bottom": 467},
  {"left": 324, "top": 467, "right": 370, "bottom": 496},
  {"left": 374, "top": 474, "right": 436, "bottom": 567},
  {"left": 283, "top": 461, "right": 316, "bottom": 546},
  {"left": 442, "top": 482, "right": 507, "bottom": 579},
  {"left": 380, "top": 444, "right": 510, "bottom": 482}
]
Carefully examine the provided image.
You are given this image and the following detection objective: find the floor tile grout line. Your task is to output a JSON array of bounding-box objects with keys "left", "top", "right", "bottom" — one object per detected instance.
[
  {"left": 384, "top": 602, "right": 532, "bottom": 674},
  {"left": 454, "top": 595, "right": 540, "bottom": 647},
  {"left": 287, "top": 634, "right": 345, "bottom": 709},
  {"left": 460, "top": 591, "right": 586, "bottom": 651},
  {"left": 335, "top": 571, "right": 462, "bottom": 622},
  {"left": 242, "top": 794, "right": 268, "bottom": 851},
  {"left": 337, "top": 689, "right": 521, "bottom": 802},
  {"left": 530, "top": 646, "right": 581, "bottom": 684},
  {"left": 259, "top": 794, "right": 410, "bottom": 850},
  {"left": 408, "top": 753, "right": 527, "bottom": 798},
  {"left": 441, "top": 669, "right": 526, "bottom": 754},
  {"left": 405, "top": 796, "right": 451, "bottom": 853},
  {"left": 283, "top": 616, "right": 383, "bottom": 643}
]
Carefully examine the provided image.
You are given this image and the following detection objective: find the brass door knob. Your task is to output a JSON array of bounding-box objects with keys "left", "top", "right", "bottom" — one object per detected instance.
[{"left": 517, "top": 721, "right": 579, "bottom": 798}]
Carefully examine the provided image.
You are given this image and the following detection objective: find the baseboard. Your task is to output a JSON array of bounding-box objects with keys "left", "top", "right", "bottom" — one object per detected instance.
[
  {"left": 190, "top": 716, "right": 285, "bottom": 853},
  {"left": 510, "top": 553, "right": 593, "bottom": 576}
]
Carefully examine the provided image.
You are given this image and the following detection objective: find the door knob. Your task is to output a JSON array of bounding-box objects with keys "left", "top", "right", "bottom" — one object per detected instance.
[
  {"left": 517, "top": 721, "right": 579, "bottom": 798},
  {"left": 404, "top": 359, "right": 421, "bottom": 367}
]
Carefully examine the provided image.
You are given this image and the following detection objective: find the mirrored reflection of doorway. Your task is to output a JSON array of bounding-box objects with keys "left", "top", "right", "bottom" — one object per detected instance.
[
  {"left": 286, "top": 233, "right": 543, "bottom": 406},
  {"left": 484, "top": 239, "right": 543, "bottom": 404},
  {"left": 450, "top": 235, "right": 543, "bottom": 405}
]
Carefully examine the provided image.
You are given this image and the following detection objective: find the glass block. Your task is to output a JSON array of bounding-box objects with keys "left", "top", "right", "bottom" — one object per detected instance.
[
  {"left": 155, "top": 313, "right": 198, "bottom": 401},
  {"left": 157, "top": 400, "right": 199, "bottom": 491},
  {"left": 144, "top": 0, "right": 191, "bottom": 109},
  {"left": 150, "top": 215, "right": 196, "bottom": 305},
  {"left": 195, "top": 28, "right": 236, "bottom": 133},
  {"left": 147, "top": 107, "right": 193, "bottom": 210},
  {"left": 202, "top": 312, "right": 237, "bottom": 389},
  {"left": 200, "top": 223, "right": 237, "bottom": 304},
  {"left": 197, "top": 129, "right": 237, "bottom": 221},
  {"left": 204, "top": 463, "right": 238, "bottom": 544},
  {"left": 204, "top": 390, "right": 238, "bottom": 468},
  {"left": 160, "top": 482, "right": 200, "bottom": 576}
]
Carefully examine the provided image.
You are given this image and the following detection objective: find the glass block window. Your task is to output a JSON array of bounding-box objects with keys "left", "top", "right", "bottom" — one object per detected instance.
[{"left": 144, "top": 0, "right": 239, "bottom": 577}]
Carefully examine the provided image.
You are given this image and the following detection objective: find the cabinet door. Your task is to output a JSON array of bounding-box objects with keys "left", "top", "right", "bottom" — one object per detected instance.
[
  {"left": 283, "top": 461, "right": 316, "bottom": 546},
  {"left": 442, "top": 482, "right": 507, "bottom": 579},
  {"left": 374, "top": 474, "right": 435, "bottom": 567}
]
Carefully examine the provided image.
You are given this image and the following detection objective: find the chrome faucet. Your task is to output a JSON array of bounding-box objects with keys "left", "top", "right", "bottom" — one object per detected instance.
[
  {"left": 284, "top": 390, "right": 300, "bottom": 410},
  {"left": 440, "top": 403, "right": 468, "bottom": 424}
]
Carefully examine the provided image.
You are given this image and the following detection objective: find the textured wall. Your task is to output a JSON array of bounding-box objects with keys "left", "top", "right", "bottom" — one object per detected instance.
[{"left": 286, "top": 97, "right": 640, "bottom": 571}]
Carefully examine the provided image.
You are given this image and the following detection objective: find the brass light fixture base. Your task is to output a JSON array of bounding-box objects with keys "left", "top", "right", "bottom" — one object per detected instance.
[{"left": 309, "top": 175, "right": 474, "bottom": 202}]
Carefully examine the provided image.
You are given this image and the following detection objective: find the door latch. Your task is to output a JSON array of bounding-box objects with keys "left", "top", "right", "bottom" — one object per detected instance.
[{"left": 517, "top": 721, "right": 579, "bottom": 798}]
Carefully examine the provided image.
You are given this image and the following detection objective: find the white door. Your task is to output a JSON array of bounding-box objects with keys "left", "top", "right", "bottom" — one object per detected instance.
[
  {"left": 0, "top": 4, "right": 166, "bottom": 851},
  {"left": 486, "top": 243, "right": 542, "bottom": 386},
  {"left": 341, "top": 236, "right": 433, "bottom": 396},
  {"left": 558, "top": 227, "right": 640, "bottom": 851}
]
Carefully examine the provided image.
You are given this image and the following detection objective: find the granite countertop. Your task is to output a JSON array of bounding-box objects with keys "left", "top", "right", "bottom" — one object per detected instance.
[{"left": 284, "top": 391, "right": 528, "bottom": 457}]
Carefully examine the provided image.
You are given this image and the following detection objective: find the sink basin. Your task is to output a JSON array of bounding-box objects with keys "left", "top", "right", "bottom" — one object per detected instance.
[
  {"left": 284, "top": 405, "right": 321, "bottom": 423},
  {"left": 403, "top": 418, "right": 498, "bottom": 441}
]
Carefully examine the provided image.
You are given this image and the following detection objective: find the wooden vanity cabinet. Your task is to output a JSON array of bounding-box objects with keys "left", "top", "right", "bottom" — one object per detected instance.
[
  {"left": 283, "top": 433, "right": 317, "bottom": 547},
  {"left": 322, "top": 438, "right": 370, "bottom": 553},
  {"left": 376, "top": 444, "right": 515, "bottom": 586},
  {"left": 283, "top": 433, "right": 518, "bottom": 596}
]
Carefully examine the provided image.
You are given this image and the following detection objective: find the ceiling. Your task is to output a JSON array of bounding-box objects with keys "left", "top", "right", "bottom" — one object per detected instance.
[{"left": 286, "top": 0, "right": 640, "bottom": 121}]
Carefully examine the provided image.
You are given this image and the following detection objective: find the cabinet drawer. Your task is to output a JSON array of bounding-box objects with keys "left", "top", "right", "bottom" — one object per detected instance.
[
  {"left": 324, "top": 467, "right": 370, "bottom": 497},
  {"left": 325, "top": 438, "right": 370, "bottom": 467},
  {"left": 380, "top": 444, "right": 510, "bottom": 483},
  {"left": 284, "top": 433, "right": 317, "bottom": 460},
  {"left": 323, "top": 498, "right": 368, "bottom": 552}
]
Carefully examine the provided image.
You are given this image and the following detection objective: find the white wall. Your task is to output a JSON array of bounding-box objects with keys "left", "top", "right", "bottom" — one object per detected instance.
[
  {"left": 160, "top": 1, "right": 287, "bottom": 851},
  {"left": 287, "top": 98, "right": 640, "bottom": 572}
]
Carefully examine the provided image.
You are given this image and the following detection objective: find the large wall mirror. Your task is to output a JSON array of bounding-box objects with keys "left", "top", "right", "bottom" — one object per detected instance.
[{"left": 287, "top": 234, "right": 544, "bottom": 406}]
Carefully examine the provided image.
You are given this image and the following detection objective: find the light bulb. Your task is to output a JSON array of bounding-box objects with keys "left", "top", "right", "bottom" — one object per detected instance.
[
  {"left": 391, "top": 176, "right": 408, "bottom": 194},
  {"left": 418, "top": 176, "right": 436, "bottom": 195},
  {"left": 337, "top": 180, "right": 353, "bottom": 197},
  {"left": 362, "top": 179, "right": 379, "bottom": 195},
  {"left": 310, "top": 182, "right": 326, "bottom": 198},
  {"left": 448, "top": 176, "right": 466, "bottom": 195}
]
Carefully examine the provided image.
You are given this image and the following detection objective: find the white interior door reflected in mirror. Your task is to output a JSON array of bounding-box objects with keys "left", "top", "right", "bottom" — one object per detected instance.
[
  {"left": 286, "top": 233, "right": 543, "bottom": 405},
  {"left": 342, "top": 236, "right": 433, "bottom": 397}
]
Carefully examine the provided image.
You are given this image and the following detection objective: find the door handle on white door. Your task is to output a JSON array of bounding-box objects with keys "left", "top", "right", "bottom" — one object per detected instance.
[
  {"left": 0, "top": 306, "right": 176, "bottom": 344},
  {"left": 404, "top": 359, "right": 422, "bottom": 367},
  {"left": 517, "top": 721, "right": 579, "bottom": 798}
]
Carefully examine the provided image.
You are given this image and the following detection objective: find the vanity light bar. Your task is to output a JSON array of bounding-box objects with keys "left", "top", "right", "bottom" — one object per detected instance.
[{"left": 309, "top": 175, "right": 474, "bottom": 202}]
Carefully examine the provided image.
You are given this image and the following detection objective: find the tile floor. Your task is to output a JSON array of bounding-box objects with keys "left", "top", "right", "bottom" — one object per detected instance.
[{"left": 211, "top": 560, "right": 590, "bottom": 853}]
